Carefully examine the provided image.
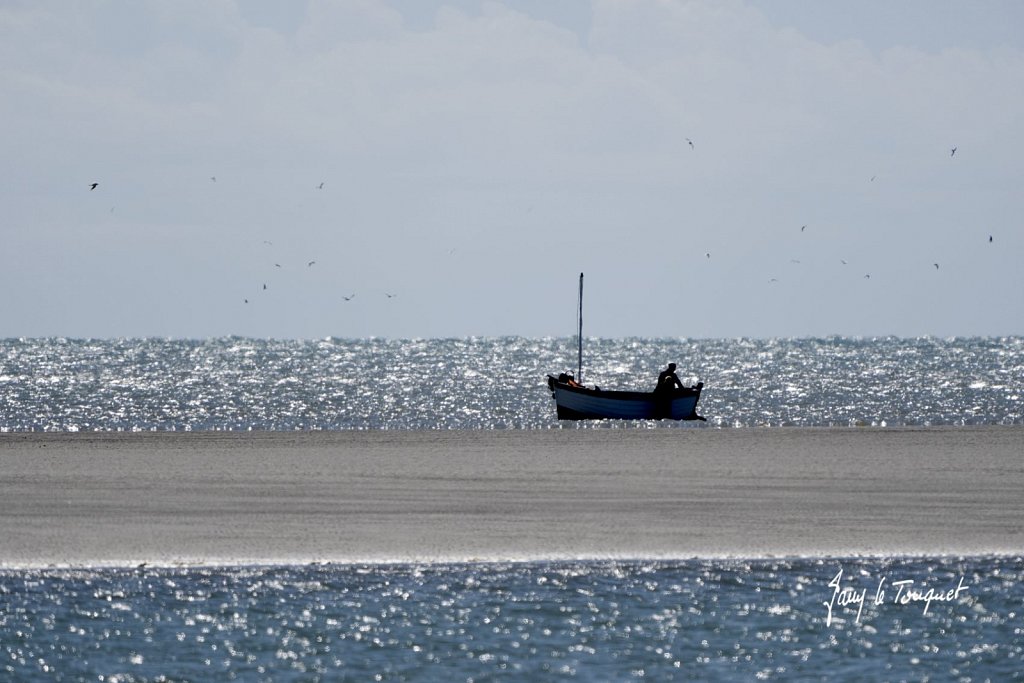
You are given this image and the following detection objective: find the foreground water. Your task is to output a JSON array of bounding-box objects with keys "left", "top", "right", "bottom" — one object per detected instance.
[
  {"left": 1, "top": 556, "right": 1019, "bottom": 682},
  {"left": 1, "top": 336, "right": 1021, "bottom": 430}
]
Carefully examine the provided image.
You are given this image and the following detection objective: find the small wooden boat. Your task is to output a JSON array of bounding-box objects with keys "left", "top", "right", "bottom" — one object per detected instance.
[{"left": 547, "top": 273, "right": 705, "bottom": 421}]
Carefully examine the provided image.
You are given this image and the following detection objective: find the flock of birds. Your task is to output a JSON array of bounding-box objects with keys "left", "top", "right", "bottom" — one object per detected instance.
[
  {"left": 89, "top": 177, "right": 397, "bottom": 307},
  {"left": 691, "top": 143, "right": 995, "bottom": 284},
  {"left": 87, "top": 142, "right": 997, "bottom": 308}
]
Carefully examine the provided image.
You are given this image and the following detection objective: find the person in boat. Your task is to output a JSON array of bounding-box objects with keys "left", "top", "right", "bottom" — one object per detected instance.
[{"left": 655, "top": 363, "right": 684, "bottom": 393}]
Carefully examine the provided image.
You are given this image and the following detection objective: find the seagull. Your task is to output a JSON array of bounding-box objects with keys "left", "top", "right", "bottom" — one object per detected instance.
[
  {"left": 244, "top": 298, "right": 249, "bottom": 304},
  {"left": 790, "top": 259, "right": 801, "bottom": 264},
  {"left": 317, "top": 182, "right": 325, "bottom": 190},
  {"left": 307, "top": 261, "right": 316, "bottom": 267},
  {"left": 263, "top": 240, "right": 273, "bottom": 246},
  {"left": 800, "top": 225, "right": 807, "bottom": 232},
  {"left": 263, "top": 283, "right": 267, "bottom": 290},
  {"left": 342, "top": 294, "right": 355, "bottom": 301},
  {"left": 870, "top": 175, "right": 876, "bottom": 182},
  {"left": 864, "top": 274, "right": 871, "bottom": 279},
  {"left": 933, "top": 263, "right": 939, "bottom": 270},
  {"left": 950, "top": 147, "right": 957, "bottom": 157},
  {"left": 989, "top": 235, "right": 993, "bottom": 243},
  {"left": 385, "top": 292, "right": 396, "bottom": 299},
  {"left": 705, "top": 252, "right": 711, "bottom": 259},
  {"left": 686, "top": 138, "right": 694, "bottom": 150},
  {"left": 89, "top": 183, "right": 98, "bottom": 191},
  {"left": 275, "top": 263, "right": 282, "bottom": 268}
]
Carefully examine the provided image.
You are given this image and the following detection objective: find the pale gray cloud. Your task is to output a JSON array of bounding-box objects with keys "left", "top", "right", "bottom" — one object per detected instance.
[{"left": 1, "top": 0, "right": 1021, "bottom": 339}]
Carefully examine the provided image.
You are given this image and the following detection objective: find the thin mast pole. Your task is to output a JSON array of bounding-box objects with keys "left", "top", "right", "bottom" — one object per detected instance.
[{"left": 577, "top": 272, "right": 583, "bottom": 384}]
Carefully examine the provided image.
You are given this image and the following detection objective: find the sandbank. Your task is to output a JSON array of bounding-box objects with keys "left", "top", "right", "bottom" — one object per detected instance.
[{"left": 1, "top": 427, "right": 1021, "bottom": 567}]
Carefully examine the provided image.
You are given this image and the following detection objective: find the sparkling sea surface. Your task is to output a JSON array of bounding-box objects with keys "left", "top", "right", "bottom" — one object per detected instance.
[
  {"left": 2, "top": 337, "right": 1022, "bottom": 680},
  {"left": 2, "top": 557, "right": 1021, "bottom": 682},
  {"left": 1, "top": 336, "right": 1021, "bottom": 431}
]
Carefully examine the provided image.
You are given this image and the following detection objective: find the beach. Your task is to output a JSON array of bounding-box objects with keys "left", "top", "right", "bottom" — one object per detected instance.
[{"left": 1, "top": 427, "right": 1022, "bottom": 567}]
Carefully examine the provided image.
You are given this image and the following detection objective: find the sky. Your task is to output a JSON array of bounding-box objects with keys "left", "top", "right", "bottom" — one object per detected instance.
[{"left": 2, "top": 0, "right": 1022, "bottom": 340}]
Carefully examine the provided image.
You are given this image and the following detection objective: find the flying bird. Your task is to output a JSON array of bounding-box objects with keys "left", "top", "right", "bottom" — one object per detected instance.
[
  {"left": 840, "top": 259, "right": 848, "bottom": 265},
  {"left": 89, "top": 183, "right": 98, "bottom": 191},
  {"left": 317, "top": 182, "right": 325, "bottom": 190},
  {"left": 933, "top": 263, "right": 939, "bottom": 270},
  {"left": 263, "top": 283, "right": 267, "bottom": 290},
  {"left": 275, "top": 263, "right": 282, "bottom": 268},
  {"left": 686, "top": 138, "right": 694, "bottom": 150},
  {"left": 950, "top": 147, "right": 957, "bottom": 157},
  {"left": 211, "top": 176, "right": 217, "bottom": 182},
  {"left": 989, "top": 235, "right": 993, "bottom": 243},
  {"left": 800, "top": 225, "right": 807, "bottom": 232},
  {"left": 385, "top": 292, "right": 396, "bottom": 299},
  {"left": 307, "top": 261, "right": 316, "bottom": 267},
  {"left": 342, "top": 294, "right": 355, "bottom": 301},
  {"left": 705, "top": 252, "right": 711, "bottom": 259}
]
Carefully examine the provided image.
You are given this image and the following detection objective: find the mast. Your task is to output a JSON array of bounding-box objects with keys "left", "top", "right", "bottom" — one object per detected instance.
[{"left": 577, "top": 272, "right": 583, "bottom": 384}]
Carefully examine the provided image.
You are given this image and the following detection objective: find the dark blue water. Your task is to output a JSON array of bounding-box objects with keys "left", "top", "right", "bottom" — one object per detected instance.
[
  {"left": 2, "top": 557, "right": 1020, "bottom": 682},
  {"left": 1, "top": 336, "right": 1021, "bottom": 430}
]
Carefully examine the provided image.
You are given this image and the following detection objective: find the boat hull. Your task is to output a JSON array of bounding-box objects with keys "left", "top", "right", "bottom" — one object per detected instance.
[{"left": 547, "top": 376, "right": 705, "bottom": 421}]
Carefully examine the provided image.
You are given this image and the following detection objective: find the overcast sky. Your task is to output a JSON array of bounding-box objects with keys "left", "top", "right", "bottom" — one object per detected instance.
[{"left": 3, "top": 0, "right": 1021, "bottom": 340}]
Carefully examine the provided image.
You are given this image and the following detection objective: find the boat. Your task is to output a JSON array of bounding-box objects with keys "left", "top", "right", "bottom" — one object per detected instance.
[{"left": 546, "top": 273, "right": 705, "bottom": 421}]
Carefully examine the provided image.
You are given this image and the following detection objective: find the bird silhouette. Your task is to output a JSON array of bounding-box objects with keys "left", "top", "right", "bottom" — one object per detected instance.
[
  {"left": 275, "top": 263, "right": 282, "bottom": 268},
  {"left": 317, "top": 182, "right": 325, "bottom": 190},
  {"left": 933, "top": 263, "right": 939, "bottom": 270},
  {"left": 89, "top": 183, "right": 98, "bottom": 191},
  {"left": 950, "top": 147, "right": 957, "bottom": 157},
  {"left": 686, "top": 138, "right": 694, "bottom": 150},
  {"left": 385, "top": 292, "right": 396, "bottom": 299},
  {"left": 211, "top": 176, "right": 217, "bottom": 182},
  {"left": 307, "top": 261, "right": 316, "bottom": 267},
  {"left": 989, "top": 235, "right": 993, "bottom": 243},
  {"left": 343, "top": 294, "right": 355, "bottom": 301}
]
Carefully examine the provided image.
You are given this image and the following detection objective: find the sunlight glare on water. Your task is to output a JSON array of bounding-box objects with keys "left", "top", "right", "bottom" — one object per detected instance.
[
  {"left": 0, "top": 336, "right": 1021, "bottom": 431},
  {"left": 1, "top": 557, "right": 1020, "bottom": 682}
]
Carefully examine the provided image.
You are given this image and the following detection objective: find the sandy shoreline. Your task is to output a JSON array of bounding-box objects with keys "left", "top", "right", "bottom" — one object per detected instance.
[{"left": 1, "top": 427, "right": 1022, "bottom": 567}]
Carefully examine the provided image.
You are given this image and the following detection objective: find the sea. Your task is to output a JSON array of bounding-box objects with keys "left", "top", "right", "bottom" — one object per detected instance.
[
  {"left": 1, "top": 336, "right": 1021, "bottom": 431},
  {"left": 1, "top": 336, "right": 1022, "bottom": 681}
]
